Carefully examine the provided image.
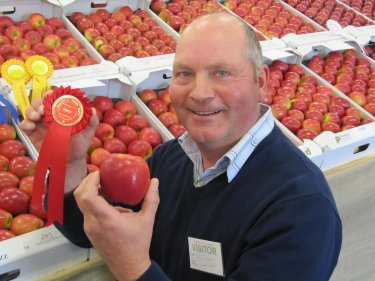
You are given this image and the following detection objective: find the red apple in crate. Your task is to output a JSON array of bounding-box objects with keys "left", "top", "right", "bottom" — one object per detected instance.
[
  {"left": 322, "top": 122, "right": 341, "bottom": 133},
  {"left": 61, "top": 55, "right": 80, "bottom": 68},
  {"left": 0, "top": 171, "right": 20, "bottom": 191},
  {"left": 10, "top": 213, "right": 44, "bottom": 236},
  {"left": 5, "top": 26, "right": 23, "bottom": 41},
  {"left": 96, "top": 9, "right": 110, "bottom": 20},
  {"left": 342, "top": 115, "right": 361, "bottom": 127},
  {"left": 128, "top": 139, "right": 153, "bottom": 159},
  {"left": 81, "top": 57, "right": 98, "bottom": 66},
  {"left": 288, "top": 109, "right": 304, "bottom": 122},
  {"left": 0, "top": 208, "right": 12, "bottom": 229},
  {"left": 302, "top": 118, "right": 321, "bottom": 134},
  {"left": 103, "top": 138, "right": 127, "bottom": 154},
  {"left": 100, "top": 154, "right": 150, "bottom": 205},
  {"left": 93, "top": 96, "right": 114, "bottom": 113},
  {"left": 0, "top": 155, "right": 9, "bottom": 171},
  {"left": 8, "top": 156, "right": 35, "bottom": 179},
  {"left": 151, "top": 0, "right": 167, "bottom": 14},
  {"left": 13, "top": 38, "right": 31, "bottom": 52},
  {"left": 87, "top": 164, "right": 99, "bottom": 173},
  {"left": 90, "top": 148, "right": 111, "bottom": 168},
  {"left": 95, "top": 123, "right": 115, "bottom": 143},
  {"left": 0, "top": 123, "right": 16, "bottom": 142},
  {"left": 88, "top": 136, "right": 102, "bottom": 155},
  {"left": 158, "top": 112, "right": 179, "bottom": 128},
  {"left": 305, "top": 110, "right": 323, "bottom": 122},
  {"left": 281, "top": 116, "right": 301, "bottom": 133},
  {"left": 28, "top": 13, "right": 46, "bottom": 28},
  {"left": 127, "top": 114, "right": 149, "bottom": 132},
  {"left": 0, "top": 140, "right": 26, "bottom": 160},
  {"left": 0, "top": 229, "right": 16, "bottom": 241},
  {"left": 18, "top": 176, "right": 34, "bottom": 197},
  {"left": 138, "top": 127, "right": 161, "bottom": 148},
  {"left": 24, "top": 30, "right": 42, "bottom": 46},
  {"left": 0, "top": 187, "right": 30, "bottom": 214},
  {"left": 322, "top": 112, "right": 341, "bottom": 126},
  {"left": 364, "top": 103, "right": 375, "bottom": 116},
  {"left": 64, "top": 37, "right": 81, "bottom": 54},
  {"left": 0, "top": 16, "right": 14, "bottom": 31},
  {"left": 348, "top": 91, "right": 367, "bottom": 107},
  {"left": 329, "top": 104, "right": 345, "bottom": 118},
  {"left": 271, "top": 104, "right": 287, "bottom": 120},
  {"left": 0, "top": 35, "right": 11, "bottom": 46},
  {"left": 36, "top": 24, "right": 54, "bottom": 37},
  {"left": 53, "top": 45, "right": 70, "bottom": 59},
  {"left": 169, "top": 123, "right": 186, "bottom": 138},
  {"left": 331, "top": 96, "right": 351, "bottom": 110},
  {"left": 103, "top": 108, "right": 126, "bottom": 128},
  {"left": 346, "top": 108, "right": 365, "bottom": 120},
  {"left": 115, "top": 125, "right": 138, "bottom": 146},
  {"left": 115, "top": 100, "right": 137, "bottom": 119},
  {"left": 139, "top": 89, "right": 158, "bottom": 105},
  {"left": 297, "top": 128, "right": 318, "bottom": 140}
]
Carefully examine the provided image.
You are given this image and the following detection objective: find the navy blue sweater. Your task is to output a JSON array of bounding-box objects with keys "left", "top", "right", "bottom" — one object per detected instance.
[{"left": 59, "top": 126, "right": 342, "bottom": 281}]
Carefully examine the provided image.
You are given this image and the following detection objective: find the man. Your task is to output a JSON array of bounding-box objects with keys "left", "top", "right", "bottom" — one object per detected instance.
[{"left": 21, "top": 12, "right": 341, "bottom": 281}]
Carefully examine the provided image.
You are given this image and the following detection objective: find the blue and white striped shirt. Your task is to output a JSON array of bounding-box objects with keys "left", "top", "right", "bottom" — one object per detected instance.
[{"left": 178, "top": 104, "right": 275, "bottom": 187}]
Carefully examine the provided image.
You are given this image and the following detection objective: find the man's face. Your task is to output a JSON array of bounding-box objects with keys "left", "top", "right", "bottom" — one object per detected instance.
[{"left": 170, "top": 17, "right": 268, "bottom": 152}]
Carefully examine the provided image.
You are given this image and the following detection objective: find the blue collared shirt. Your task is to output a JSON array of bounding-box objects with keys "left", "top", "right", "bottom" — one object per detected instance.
[{"left": 178, "top": 104, "right": 275, "bottom": 187}]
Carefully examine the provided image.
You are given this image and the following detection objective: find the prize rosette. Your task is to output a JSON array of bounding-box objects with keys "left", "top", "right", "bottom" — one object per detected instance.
[
  {"left": 0, "top": 59, "right": 31, "bottom": 119},
  {"left": 32, "top": 86, "right": 93, "bottom": 226},
  {"left": 25, "top": 55, "right": 53, "bottom": 102}
]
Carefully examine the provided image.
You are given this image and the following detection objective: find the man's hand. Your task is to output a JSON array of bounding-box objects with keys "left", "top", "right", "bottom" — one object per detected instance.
[
  {"left": 20, "top": 94, "right": 99, "bottom": 193},
  {"left": 74, "top": 171, "right": 160, "bottom": 281}
]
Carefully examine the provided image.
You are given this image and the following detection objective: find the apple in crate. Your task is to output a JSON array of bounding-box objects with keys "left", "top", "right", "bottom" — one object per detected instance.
[
  {"left": 100, "top": 154, "right": 150, "bottom": 205},
  {"left": 0, "top": 229, "right": 16, "bottom": 241},
  {"left": 11, "top": 213, "right": 44, "bottom": 236}
]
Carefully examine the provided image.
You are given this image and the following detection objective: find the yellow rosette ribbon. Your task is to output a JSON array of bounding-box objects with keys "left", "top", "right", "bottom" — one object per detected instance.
[
  {"left": 25, "top": 55, "right": 53, "bottom": 103},
  {"left": 1, "top": 59, "right": 31, "bottom": 119}
]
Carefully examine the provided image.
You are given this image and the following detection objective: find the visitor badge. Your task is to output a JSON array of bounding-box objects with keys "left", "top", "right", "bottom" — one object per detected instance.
[{"left": 188, "top": 237, "right": 224, "bottom": 277}]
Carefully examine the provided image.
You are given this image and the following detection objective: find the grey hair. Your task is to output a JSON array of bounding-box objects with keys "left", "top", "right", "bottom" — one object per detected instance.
[{"left": 188, "top": 12, "right": 263, "bottom": 79}]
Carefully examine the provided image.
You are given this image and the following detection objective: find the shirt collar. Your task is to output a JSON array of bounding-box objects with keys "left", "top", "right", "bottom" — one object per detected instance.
[{"left": 178, "top": 104, "right": 275, "bottom": 187}]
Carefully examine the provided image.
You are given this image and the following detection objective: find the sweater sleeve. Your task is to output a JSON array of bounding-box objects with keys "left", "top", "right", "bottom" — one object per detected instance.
[
  {"left": 53, "top": 191, "right": 92, "bottom": 248},
  {"left": 227, "top": 195, "right": 342, "bottom": 281},
  {"left": 137, "top": 261, "right": 172, "bottom": 281}
]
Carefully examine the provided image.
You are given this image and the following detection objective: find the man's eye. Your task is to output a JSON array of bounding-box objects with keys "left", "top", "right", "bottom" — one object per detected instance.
[
  {"left": 180, "top": 71, "right": 192, "bottom": 77},
  {"left": 216, "top": 71, "right": 229, "bottom": 77}
]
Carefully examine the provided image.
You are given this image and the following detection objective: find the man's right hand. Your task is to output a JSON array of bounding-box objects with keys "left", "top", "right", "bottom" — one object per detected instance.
[{"left": 20, "top": 94, "right": 99, "bottom": 193}]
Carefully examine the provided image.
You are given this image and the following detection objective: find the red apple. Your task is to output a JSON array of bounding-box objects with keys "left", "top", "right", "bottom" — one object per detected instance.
[
  {"left": 95, "top": 123, "right": 115, "bottom": 143},
  {"left": 103, "top": 137, "right": 127, "bottom": 154},
  {"left": 138, "top": 127, "right": 162, "bottom": 148},
  {"left": 115, "top": 125, "right": 138, "bottom": 146},
  {"left": 302, "top": 118, "right": 321, "bottom": 134},
  {"left": 114, "top": 100, "right": 137, "bottom": 119},
  {"left": 139, "top": 89, "right": 158, "bottom": 104},
  {"left": 10, "top": 213, "right": 44, "bottom": 236},
  {"left": 8, "top": 156, "right": 35, "bottom": 179},
  {"left": 281, "top": 116, "right": 302, "bottom": 133},
  {"left": 92, "top": 96, "right": 113, "bottom": 113},
  {"left": 100, "top": 154, "right": 150, "bottom": 205},
  {"left": 126, "top": 114, "right": 149, "bottom": 132},
  {"left": 28, "top": 13, "right": 46, "bottom": 28},
  {"left": 168, "top": 123, "right": 186, "bottom": 138},
  {"left": 90, "top": 147, "right": 111, "bottom": 167},
  {"left": 322, "top": 122, "right": 341, "bottom": 133},
  {"left": 127, "top": 139, "right": 153, "bottom": 159},
  {"left": 148, "top": 99, "right": 168, "bottom": 117},
  {"left": 297, "top": 128, "right": 318, "bottom": 140},
  {"left": 0, "top": 187, "right": 30, "bottom": 214}
]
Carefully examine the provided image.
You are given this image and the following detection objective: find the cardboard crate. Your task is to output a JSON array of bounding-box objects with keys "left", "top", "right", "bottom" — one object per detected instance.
[
  {"left": 280, "top": 36, "right": 375, "bottom": 170},
  {"left": 0, "top": 0, "right": 119, "bottom": 84},
  {"left": 0, "top": 225, "right": 89, "bottom": 281},
  {"left": 60, "top": 0, "right": 179, "bottom": 74}
]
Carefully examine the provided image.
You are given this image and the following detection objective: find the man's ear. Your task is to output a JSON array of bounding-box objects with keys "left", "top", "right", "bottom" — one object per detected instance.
[{"left": 257, "top": 64, "right": 269, "bottom": 91}]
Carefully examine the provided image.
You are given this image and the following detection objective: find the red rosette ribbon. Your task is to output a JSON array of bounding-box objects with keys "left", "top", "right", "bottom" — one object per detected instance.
[{"left": 32, "top": 86, "right": 92, "bottom": 226}]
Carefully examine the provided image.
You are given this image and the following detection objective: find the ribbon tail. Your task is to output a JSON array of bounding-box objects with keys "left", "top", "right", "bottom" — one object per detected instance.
[
  {"left": 46, "top": 124, "right": 72, "bottom": 226},
  {"left": 31, "top": 76, "right": 43, "bottom": 103},
  {"left": 12, "top": 81, "right": 31, "bottom": 119},
  {"left": 32, "top": 128, "right": 53, "bottom": 218}
]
